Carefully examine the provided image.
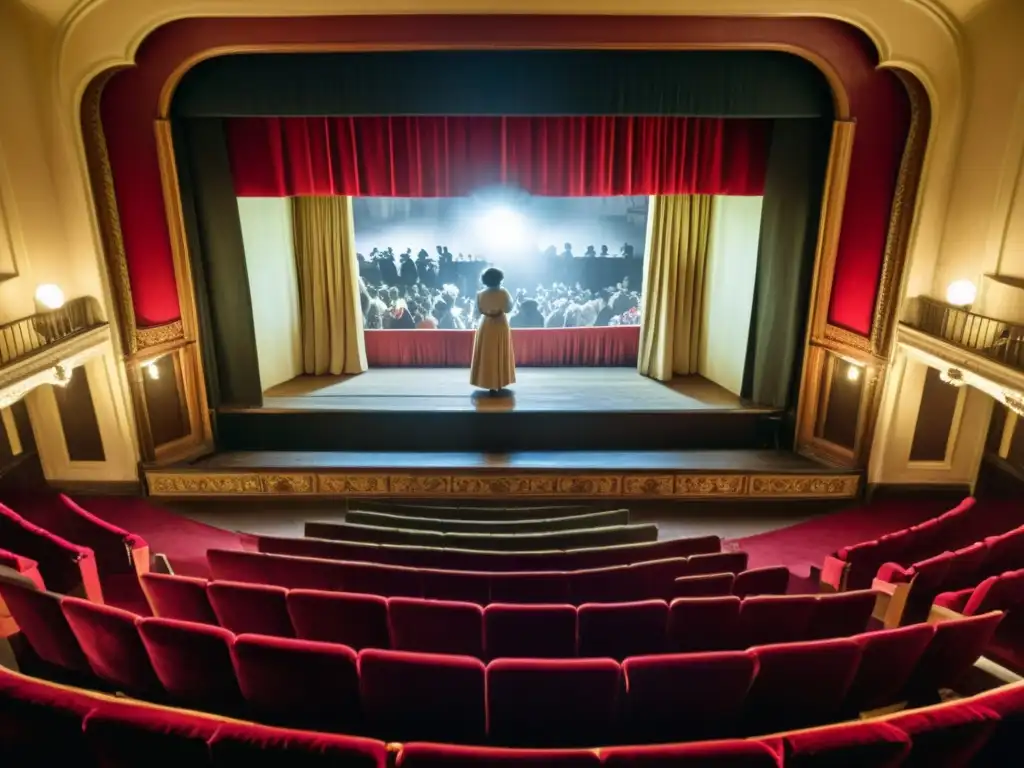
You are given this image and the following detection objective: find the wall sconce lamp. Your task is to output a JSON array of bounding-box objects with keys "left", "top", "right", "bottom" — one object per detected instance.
[
  {"left": 939, "top": 367, "right": 966, "bottom": 387},
  {"left": 34, "top": 284, "right": 66, "bottom": 311},
  {"left": 945, "top": 280, "right": 977, "bottom": 308}
]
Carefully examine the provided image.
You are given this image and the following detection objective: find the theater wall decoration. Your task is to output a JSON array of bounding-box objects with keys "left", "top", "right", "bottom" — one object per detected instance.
[{"left": 80, "top": 15, "right": 928, "bottom": 467}]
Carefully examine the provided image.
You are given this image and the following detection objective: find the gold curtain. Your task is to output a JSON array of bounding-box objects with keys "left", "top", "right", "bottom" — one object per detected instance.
[
  {"left": 638, "top": 194, "right": 715, "bottom": 381},
  {"left": 291, "top": 196, "right": 367, "bottom": 375}
]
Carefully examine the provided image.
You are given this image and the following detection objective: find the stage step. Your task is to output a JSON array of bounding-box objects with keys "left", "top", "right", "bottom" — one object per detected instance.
[{"left": 214, "top": 408, "right": 782, "bottom": 452}]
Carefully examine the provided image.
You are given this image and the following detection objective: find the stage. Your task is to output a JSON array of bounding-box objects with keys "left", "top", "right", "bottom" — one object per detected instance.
[{"left": 144, "top": 368, "right": 862, "bottom": 501}]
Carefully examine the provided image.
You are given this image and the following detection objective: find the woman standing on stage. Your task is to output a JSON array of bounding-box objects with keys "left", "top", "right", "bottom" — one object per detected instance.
[{"left": 470, "top": 268, "right": 516, "bottom": 393}]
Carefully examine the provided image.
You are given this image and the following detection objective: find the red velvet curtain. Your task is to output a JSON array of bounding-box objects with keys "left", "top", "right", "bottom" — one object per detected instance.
[
  {"left": 364, "top": 327, "right": 640, "bottom": 367},
  {"left": 226, "top": 116, "right": 768, "bottom": 197}
]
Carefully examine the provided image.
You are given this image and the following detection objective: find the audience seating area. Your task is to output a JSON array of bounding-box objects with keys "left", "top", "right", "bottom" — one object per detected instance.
[
  {"left": 207, "top": 548, "right": 777, "bottom": 604},
  {"left": 1, "top": 494, "right": 1022, "bottom": 766}
]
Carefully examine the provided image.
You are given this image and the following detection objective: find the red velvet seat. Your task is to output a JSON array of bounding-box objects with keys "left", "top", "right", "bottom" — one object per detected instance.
[
  {"left": 882, "top": 698, "right": 998, "bottom": 768},
  {"left": 732, "top": 566, "right": 790, "bottom": 598},
  {"left": 905, "top": 611, "right": 1004, "bottom": 695},
  {"left": 570, "top": 565, "right": 633, "bottom": 604},
  {"left": 737, "top": 595, "right": 816, "bottom": 648},
  {"left": 207, "top": 580, "right": 294, "bottom": 637},
  {"left": 745, "top": 638, "right": 861, "bottom": 733},
  {"left": 397, "top": 742, "right": 601, "bottom": 767},
  {"left": 982, "top": 526, "right": 1024, "bottom": 576},
  {"left": 388, "top": 597, "right": 484, "bottom": 657},
  {"left": 83, "top": 698, "right": 216, "bottom": 768},
  {"left": 0, "top": 547, "right": 45, "bottom": 590},
  {"left": 208, "top": 548, "right": 343, "bottom": 591},
  {"left": 287, "top": 589, "right": 390, "bottom": 649},
  {"left": 941, "top": 542, "right": 989, "bottom": 591},
  {"left": 209, "top": 720, "right": 387, "bottom": 767},
  {"left": 577, "top": 600, "right": 668, "bottom": 660},
  {"left": 668, "top": 596, "right": 742, "bottom": 652},
  {"left": 358, "top": 648, "right": 486, "bottom": 742},
  {"left": 138, "top": 617, "right": 242, "bottom": 713},
  {"left": 490, "top": 572, "right": 570, "bottom": 604},
  {"left": 61, "top": 596, "right": 162, "bottom": 698},
  {"left": 679, "top": 551, "right": 750, "bottom": 578},
  {"left": 962, "top": 568, "right": 1024, "bottom": 615},
  {"left": 761, "top": 719, "right": 910, "bottom": 768},
  {"left": 0, "top": 579, "right": 91, "bottom": 674},
  {"left": 232, "top": 634, "right": 361, "bottom": 731},
  {"left": 0, "top": 502, "right": 102, "bottom": 601},
  {"left": 599, "top": 741, "right": 780, "bottom": 766},
  {"left": 140, "top": 572, "right": 217, "bottom": 624},
  {"left": 487, "top": 658, "right": 621, "bottom": 747},
  {"left": 340, "top": 561, "right": 424, "bottom": 598},
  {"left": 625, "top": 558, "right": 692, "bottom": 600},
  {"left": 0, "top": 661, "right": 96, "bottom": 766},
  {"left": 672, "top": 572, "right": 735, "bottom": 598},
  {"left": 622, "top": 651, "right": 756, "bottom": 742},
  {"left": 846, "top": 623, "right": 936, "bottom": 712},
  {"left": 968, "top": 681, "right": 1024, "bottom": 766},
  {"left": 804, "top": 590, "right": 876, "bottom": 640},
  {"left": 421, "top": 568, "right": 491, "bottom": 605},
  {"left": 484, "top": 603, "right": 577, "bottom": 659}
]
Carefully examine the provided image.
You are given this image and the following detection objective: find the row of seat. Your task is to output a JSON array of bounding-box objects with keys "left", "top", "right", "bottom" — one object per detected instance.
[
  {"left": 137, "top": 572, "right": 879, "bottom": 659},
  {"left": 935, "top": 567, "right": 1024, "bottom": 674},
  {"left": 877, "top": 522, "right": 1024, "bottom": 612},
  {"left": 345, "top": 508, "right": 633, "bottom": 534},
  {"left": 0, "top": 582, "right": 1005, "bottom": 745},
  {"left": 207, "top": 548, "right": 767, "bottom": 604},
  {"left": 258, "top": 532, "right": 721, "bottom": 572},
  {"left": 4, "top": 661, "right": 1021, "bottom": 767},
  {"left": 350, "top": 501, "right": 609, "bottom": 520},
  {"left": 822, "top": 497, "right": 1024, "bottom": 591}
]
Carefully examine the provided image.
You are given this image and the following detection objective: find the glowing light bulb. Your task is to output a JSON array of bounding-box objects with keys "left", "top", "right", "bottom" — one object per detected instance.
[
  {"left": 945, "top": 280, "right": 977, "bottom": 307},
  {"left": 846, "top": 364, "right": 861, "bottom": 382},
  {"left": 35, "top": 284, "right": 65, "bottom": 310},
  {"left": 146, "top": 363, "right": 160, "bottom": 380}
]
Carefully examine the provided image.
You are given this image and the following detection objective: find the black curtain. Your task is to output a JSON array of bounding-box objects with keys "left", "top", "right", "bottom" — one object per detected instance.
[
  {"left": 743, "top": 118, "right": 832, "bottom": 415},
  {"left": 172, "top": 50, "right": 832, "bottom": 118},
  {"left": 173, "top": 119, "right": 262, "bottom": 408}
]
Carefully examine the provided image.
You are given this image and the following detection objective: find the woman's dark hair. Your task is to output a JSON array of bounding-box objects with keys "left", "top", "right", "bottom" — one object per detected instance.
[{"left": 481, "top": 268, "right": 504, "bottom": 289}]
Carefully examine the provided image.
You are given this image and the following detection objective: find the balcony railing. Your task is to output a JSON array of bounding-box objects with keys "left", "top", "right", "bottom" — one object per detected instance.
[
  {"left": 913, "top": 296, "right": 1024, "bottom": 372},
  {"left": 0, "top": 297, "right": 106, "bottom": 369}
]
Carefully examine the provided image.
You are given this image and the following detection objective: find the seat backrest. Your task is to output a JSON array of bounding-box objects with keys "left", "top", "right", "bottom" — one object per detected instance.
[
  {"left": 846, "top": 623, "right": 936, "bottom": 712},
  {"left": 763, "top": 719, "right": 911, "bottom": 768},
  {"left": 358, "top": 648, "right": 486, "bottom": 743},
  {"left": 207, "top": 549, "right": 344, "bottom": 591},
  {"left": 287, "top": 589, "right": 390, "bottom": 649},
  {"left": 882, "top": 697, "right": 998, "bottom": 768},
  {"left": 732, "top": 566, "right": 790, "bottom": 598},
  {"left": 57, "top": 495, "right": 148, "bottom": 576},
  {"left": 0, "top": 578, "right": 91, "bottom": 673},
  {"left": 668, "top": 596, "right": 742, "bottom": 652},
  {"left": 82, "top": 699, "right": 216, "bottom": 768},
  {"left": 0, "top": 502, "right": 101, "bottom": 600},
  {"left": 484, "top": 603, "right": 577, "bottom": 660},
  {"left": 600, "top": 741, "right": 782, "bottom": 767},
  {"left": 672, "top": 572, "right": 735, "bottom": 598},
  {"left": 967, "top": 681, "right": 1024, "bottom": 766},
  {"left": 232, "top": 633, "right": 360, "bottom": 731},
  {"left": 137, "top": 617, "right": 242, "bottom": 713},
  {"left": 805, "top": 590, "right": 877, "bottom": 640},
  {"left": 61, "top": 596, "right": 162, "bottom": 697},
  {"left": 679, "top": 551, "right": 749, "bottom": 578},
  {"left": 397, "top": 742, "right": 601, "bottom": 767},
  {"left": 0, "top": 548, "right": 44, "bottom": 590},
  {"left": 387, "top": 597, "right": 484, "bottom": 658},
  {"left": 577, "top": 600, "right": 668, "bottom": 660},
  {"left": 908, "top": 551, "right": 955, "bottom": 595},
  {"left": 338, "top": 561, "right": 424, "bottom": 598},
  {"left": 621, "top": 650, "right": 756, "bottom": 742},
  {"left": 486, "top": 658, "right": 621, "bottom": 747},
  {"left": 745, "top": 638, "right": 862, "bottom": 734},
  {"left": 490, "top": 571, "right": 571, "bottom": 604},
  {"left": 907, "top": 612, "right": 1004, "bottom": 694},
  {"left": 208, "top": 720, "right": 387, "bottom": 767},
  {"left": 941, "top": 542, "right": 990, "bottom": 592},
  {"left": 965, "top": 569, "right": 1024, "bottom": 615},
  {"left": 737, "top": 595, "right": 817, "bottom": 648},
  {"left": 420, "top": 568, "right": 491, "bottom": 605},
  {"left": 207, "top": 580, "right": 294, "bottom": 637},
  {"left": 140, "top": 572, "right": 217, "bottom": 624},
  {"left": 569, "top": 565, "right": 633, "bottom": 604}
]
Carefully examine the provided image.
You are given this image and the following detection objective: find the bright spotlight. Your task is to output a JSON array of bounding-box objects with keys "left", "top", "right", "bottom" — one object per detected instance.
[
  {"left": 845, "top": 364, "right": 861, "bottom": 382},
  {"left": 146, "top": 363, "right": 160, "bottom": 381},
  {"left": 475, "top": 205, "right": 527, "bottom": 251},
  {"left": 35, "top": 284, "right": 65, "bottom": 310},
  {"left": 946, "top": 280, "right": 977, "bottom": 307}
]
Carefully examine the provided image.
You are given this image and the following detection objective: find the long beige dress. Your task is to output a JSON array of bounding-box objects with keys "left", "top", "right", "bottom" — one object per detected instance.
[{"left": 470, "top": 287, "right": 516, "bottom": 390}]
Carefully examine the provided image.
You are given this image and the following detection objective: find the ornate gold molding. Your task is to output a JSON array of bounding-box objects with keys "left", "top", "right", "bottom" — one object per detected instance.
[
  {"left": 144, "top": 468, "right": 860, "bottom": 500},
  {"left": 81, "top": 73, "right": 138, "bottom": 355},
  {"left": 823, "top": 323, "right": 874, "bottom": 358},
  {"left": 871, "top": 71, "right": 931, "bottom": 356},
  {"left": 135, "top": 320, "right": 184, "bottom": 350}
]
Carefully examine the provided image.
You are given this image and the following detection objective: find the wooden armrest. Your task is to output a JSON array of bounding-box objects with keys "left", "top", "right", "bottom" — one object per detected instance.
[
  {"left": 871, "top": 578, "right": 911, "bottom": 628},
  {"left": 927, "top": 603, "right": 965, "bottom": 624}
]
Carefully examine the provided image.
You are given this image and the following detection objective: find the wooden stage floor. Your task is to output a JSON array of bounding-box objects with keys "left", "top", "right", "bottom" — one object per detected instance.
[{"left": 256, "top": 369, "right": 768, "bottom": 414}]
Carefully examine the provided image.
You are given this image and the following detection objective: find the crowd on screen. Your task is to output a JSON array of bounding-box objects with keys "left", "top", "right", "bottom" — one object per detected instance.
[{"left": 357, "top": 244, "right": 642, "bottom": 331}]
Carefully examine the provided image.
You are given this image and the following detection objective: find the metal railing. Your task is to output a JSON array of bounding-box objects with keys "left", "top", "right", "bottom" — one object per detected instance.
[
  {"left": 0, "top": 296, "right": 106, "bottom": 369},
  {"left": 913, "top": 296, "right": 1024, "bottom": 372}
]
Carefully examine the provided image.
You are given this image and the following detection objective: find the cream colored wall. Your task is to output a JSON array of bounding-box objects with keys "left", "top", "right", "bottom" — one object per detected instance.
[
  {"left": 238, "top": 197, "right": 303, "bottom": 392},
  {"left": 698, "top": 196, "right": 762, "bottom": 395}
]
